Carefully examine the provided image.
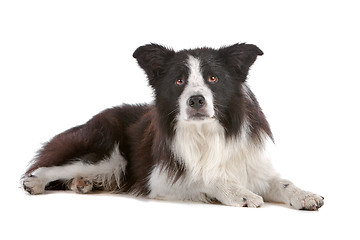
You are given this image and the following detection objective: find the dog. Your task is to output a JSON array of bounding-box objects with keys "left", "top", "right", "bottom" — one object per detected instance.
[{"left": 22, "top": 43, "right": 324, "bottom": 210}]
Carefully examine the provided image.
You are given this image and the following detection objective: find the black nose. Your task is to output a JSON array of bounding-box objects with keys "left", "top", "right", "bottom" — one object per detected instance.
[{"left": 188, "top": 95, "right": 206, "bottom": 110}]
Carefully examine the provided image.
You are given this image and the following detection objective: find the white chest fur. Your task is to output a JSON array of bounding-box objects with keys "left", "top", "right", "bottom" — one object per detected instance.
[{"left": 148, "top": 120, "right": 277, "bottom": 201}]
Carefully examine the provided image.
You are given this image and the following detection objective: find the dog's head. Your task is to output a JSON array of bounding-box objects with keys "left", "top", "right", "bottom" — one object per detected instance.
[{"left": 133, "top": 43, "right": 263, "bottom": 134}]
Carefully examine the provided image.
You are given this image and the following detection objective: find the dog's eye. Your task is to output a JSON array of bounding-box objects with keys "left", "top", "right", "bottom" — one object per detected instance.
[
  {"left": 208, "top": 76, "right": 218, "bottom": 83},
  {"left": 176, "top": 79, "right": 185, "bottom": 86}
]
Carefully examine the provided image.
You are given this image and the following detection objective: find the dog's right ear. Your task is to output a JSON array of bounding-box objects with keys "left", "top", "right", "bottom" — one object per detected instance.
[{"left": 133, "top": 44, "right": 175, "bottom": 85}]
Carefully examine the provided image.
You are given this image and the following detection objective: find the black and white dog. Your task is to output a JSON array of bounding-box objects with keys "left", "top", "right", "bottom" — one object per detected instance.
[{"left": 22, "top": 43, "right": 324, "bottom": 210}]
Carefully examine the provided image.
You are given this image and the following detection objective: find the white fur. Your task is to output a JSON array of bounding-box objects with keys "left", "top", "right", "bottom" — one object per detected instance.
[
  {"left": 178, "top": 56, "right": 215, "bottom": 121},
  {"left": 148, "top": 117, "right": 278, "bottom": 204},
  {"left": 22, "top": 143, "right": 127, "bottom": 194}
]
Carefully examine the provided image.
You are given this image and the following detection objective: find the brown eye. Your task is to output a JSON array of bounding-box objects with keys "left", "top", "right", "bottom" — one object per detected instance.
[
  {"left": 176, "top": 79, "right": 185, "bottom": 86},
  {"left": 208, "top": 76, "right": 218, "bottom": 83}
]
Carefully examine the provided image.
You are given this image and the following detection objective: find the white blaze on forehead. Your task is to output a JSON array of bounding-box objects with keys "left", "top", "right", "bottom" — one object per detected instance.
[
  {"left": 187, "top": 55, "right": 204, "bottom": 87},
  {"left": 178, "top": 55, "right": 215, "bottom": 121}
]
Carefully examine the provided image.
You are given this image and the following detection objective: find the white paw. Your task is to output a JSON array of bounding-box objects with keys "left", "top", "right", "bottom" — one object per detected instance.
[
  {"left": 70, "top": 176, "right": 93, "bottom": 194},
  {"left": 290, "top": 191, "right": 324, "bottom": 210},
  {"left": 219, "top": 191, "right": 264, "bottom": 208},
  {"left": 22, "top": 175, "right": 46, "bottom": 195},
  {"left": 241, "top": 193, "right": 264, "bottom": 208}
]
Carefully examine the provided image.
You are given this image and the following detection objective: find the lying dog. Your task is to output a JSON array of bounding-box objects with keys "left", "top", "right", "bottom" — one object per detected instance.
[{"left": 22, "top": 43, "right": 324, "bottom": 210}]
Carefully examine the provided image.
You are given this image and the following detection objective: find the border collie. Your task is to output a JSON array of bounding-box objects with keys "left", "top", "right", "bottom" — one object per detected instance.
[{"left": 22, "top": 43, "right": 324, "bottom": 210}]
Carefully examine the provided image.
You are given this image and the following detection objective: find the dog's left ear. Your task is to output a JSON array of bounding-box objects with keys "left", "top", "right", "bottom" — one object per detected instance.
[
  {"left": 133, "top": 43, "right": 175, "bottom": 85},
  {"left": 219, "top": 43, "right": 263, "bottom": 81}
]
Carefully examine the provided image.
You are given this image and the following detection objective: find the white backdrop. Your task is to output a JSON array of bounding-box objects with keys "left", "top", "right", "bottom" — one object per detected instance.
[{"left": 1, "top": 0, "right": 359, "bottom": 239}]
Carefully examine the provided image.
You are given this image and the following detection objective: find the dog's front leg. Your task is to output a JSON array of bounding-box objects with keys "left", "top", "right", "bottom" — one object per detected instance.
[
  {"left": 211, "top": 183, "right": 264, "bottom": 208},
  {"left": 263, "top": 177, "right": 324, "bottom": 210}
]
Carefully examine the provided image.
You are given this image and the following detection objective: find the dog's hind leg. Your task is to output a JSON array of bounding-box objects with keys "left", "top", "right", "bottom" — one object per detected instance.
[
  {"left": 22, "top": 143, "right": 127, "bottom": 194},
  {"left": 22, "top": 108, "right": 130, "bottom": 194},
  {"left": 21, "top": 105, "right": 150, "bottom": 195}
]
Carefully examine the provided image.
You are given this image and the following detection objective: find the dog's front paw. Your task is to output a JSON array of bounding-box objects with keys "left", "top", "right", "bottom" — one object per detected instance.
[
  {"left": 22, "top": 175, "right": 46, "bottom": 195},
  {"left": 290, "top": 191, "right": 324, "bottom": 210},
  {"left": 219, "top": 191, "right": 264, "bottom": 208},
  {"left": 241, "top": 193, "right": 264, "bottom": 208}
]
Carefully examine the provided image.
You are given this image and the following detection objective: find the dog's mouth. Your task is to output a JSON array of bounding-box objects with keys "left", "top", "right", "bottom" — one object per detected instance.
[
  {"left": 187, "top": 112, "right": 214, "bottom": 121},
  {"left": 190, "top": 113, "right": 207, "bottom": 120}
]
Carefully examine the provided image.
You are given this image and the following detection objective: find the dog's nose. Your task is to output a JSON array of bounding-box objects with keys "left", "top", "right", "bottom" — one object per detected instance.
[{"left": 188, "top": 95, "right": 206, "bottom": 110}]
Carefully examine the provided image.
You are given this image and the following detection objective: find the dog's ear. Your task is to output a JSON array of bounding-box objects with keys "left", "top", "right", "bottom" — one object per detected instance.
[
  {"left": 133, "top": 44, "right": 175, "bottom": 85},
  {"left": 219, "top": 43, "right": 263, "bottom": 81}
]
